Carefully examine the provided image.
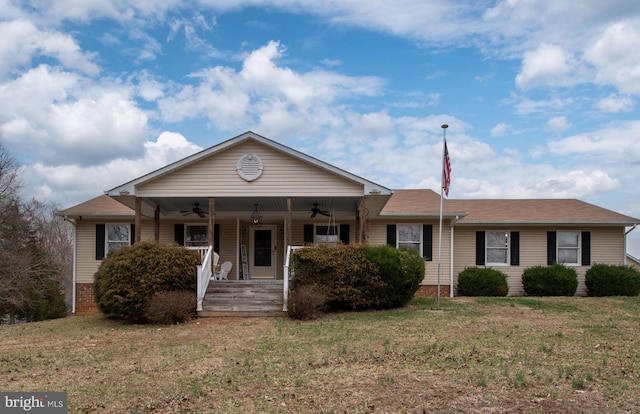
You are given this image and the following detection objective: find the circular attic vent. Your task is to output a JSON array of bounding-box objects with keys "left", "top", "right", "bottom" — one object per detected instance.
[{"left": 236, "top": 154, "right": 264, "bottom": 182}]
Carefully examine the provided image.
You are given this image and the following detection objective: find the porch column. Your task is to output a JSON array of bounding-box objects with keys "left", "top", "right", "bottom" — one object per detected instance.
[
  {"left": 154, "top": 205, "right": 160, "bottom": 242},
  {"left": 134, "top": 197, "right": 142, "bottom": 243},
  {"left": 286, "top": 198, "right": 293, "bottom": 247},
  {"left": 208, "top": 197, "right": 215, "bottom": 253},
  {"left": 359, "top": 197, "right": 368, "bottom": 244}
]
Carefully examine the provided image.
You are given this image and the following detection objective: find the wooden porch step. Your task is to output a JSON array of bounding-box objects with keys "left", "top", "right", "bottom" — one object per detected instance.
[{"left": 200, "top": 280, "right": 286, "bottom": 317}]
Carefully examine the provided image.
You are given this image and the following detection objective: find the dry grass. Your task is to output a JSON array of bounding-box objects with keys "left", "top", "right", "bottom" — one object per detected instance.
[{"left": 2, "top": 297, "right": 640, "bottom": 413}]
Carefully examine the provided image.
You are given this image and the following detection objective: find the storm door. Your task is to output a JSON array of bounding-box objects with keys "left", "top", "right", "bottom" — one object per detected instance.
[{"left": 250, "top": 225, "right": 277, "bottom": 278}]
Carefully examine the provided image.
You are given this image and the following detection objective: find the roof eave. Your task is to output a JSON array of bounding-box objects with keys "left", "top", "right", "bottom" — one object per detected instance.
[
  {"left": 379, "top": 212, "right": 469, "bottom": 218},
  {"left": 455, "top": 220, "right": 640, "bottom": 226}
]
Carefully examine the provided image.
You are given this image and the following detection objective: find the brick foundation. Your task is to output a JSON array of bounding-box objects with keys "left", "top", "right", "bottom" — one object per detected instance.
[
  {"left": 76, "top": 283, "right": 99, "bottom": 314},
  {"left": 414, "top": 285, "right": 451, "bottom": 298}
]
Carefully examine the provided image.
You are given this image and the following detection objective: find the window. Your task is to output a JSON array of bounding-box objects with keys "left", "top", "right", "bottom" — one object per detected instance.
[
  {"left": 486, "top": 231, "right": 509, "bottom": 265},
  {"left": 557, "top": 231, "right": 580, "bottom": 265},
  {"left": 398, "top": 224, "right": 421, "bottom": 254},
  {"left": 315, "top": 225, "right": 339, "bottom": 246},
  {"left": 106, "top": 224, "right": 130, "bottom": 255},
  {"left": 386, "top": 224, "right": 432, "bottom": 260},
  {"left": 476, "top": 231, "right": 519, "bottom": 266},
  {"left": 186, "top": 225, "right": 208, "bottom": 247}
]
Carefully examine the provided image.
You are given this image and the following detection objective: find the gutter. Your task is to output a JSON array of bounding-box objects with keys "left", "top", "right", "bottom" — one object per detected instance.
[
  {"left": 63, "top": 216, "right": 77, "bottom": 315},
  {"left": 624, "top": 224, "right": 638, "bottom": 265}
]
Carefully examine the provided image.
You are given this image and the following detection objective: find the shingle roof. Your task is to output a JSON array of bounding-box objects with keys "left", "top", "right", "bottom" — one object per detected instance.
[
  {"left": 58, "top": 195, "right": 133, "bottom": 217},
  {"left": 380, "top": 189, "right": 640, "bottom": 225}
]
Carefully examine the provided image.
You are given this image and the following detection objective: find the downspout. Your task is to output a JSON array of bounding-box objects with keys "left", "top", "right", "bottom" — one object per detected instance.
[
  {"left": 64, "top": 216, "right": 77, "bottom": 315},
  {"left": 624, "top": 224, "right": 637, "bottom": 265},
  {"left": 450, "top": 216, "right": 460, "bottom": 298}
]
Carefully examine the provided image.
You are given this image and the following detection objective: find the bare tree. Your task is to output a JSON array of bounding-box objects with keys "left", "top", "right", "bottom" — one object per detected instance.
[
  {"left": 0, "top": 143, "right": 20, "bottom": 197},
  {"left": 23, "top": 199, "right": 74, "bottom": 310},
  {"left": 0, "top": 144, "right": 67, "bottom": 323}
]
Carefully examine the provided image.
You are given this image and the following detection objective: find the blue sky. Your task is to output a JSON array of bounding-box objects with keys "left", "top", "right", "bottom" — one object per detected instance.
[{"left": 1, "top": 0, "right": 640, "bottom": 230}]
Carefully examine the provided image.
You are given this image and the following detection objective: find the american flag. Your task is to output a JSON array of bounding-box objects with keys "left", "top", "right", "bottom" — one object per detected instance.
[{"left": 442, "top": 139, "right": 451, "bottom": 196}]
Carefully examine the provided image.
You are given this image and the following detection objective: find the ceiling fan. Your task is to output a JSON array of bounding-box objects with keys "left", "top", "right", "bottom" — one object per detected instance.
[
  {"left": 180, "top": 203, "right": 208, "bottom": 218},
  {"left": 310, "top": 203, "right": 331, "bottom": 218}
]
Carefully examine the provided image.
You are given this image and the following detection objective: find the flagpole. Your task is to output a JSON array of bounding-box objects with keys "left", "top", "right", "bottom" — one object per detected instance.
[{"left": 437, "top": 124, "right": 448, "bottom": 308}]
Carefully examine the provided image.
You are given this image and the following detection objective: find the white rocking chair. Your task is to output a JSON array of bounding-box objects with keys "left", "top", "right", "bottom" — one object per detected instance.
[{"left": 215, "top": 261, "right": 233, "bottom": 280}]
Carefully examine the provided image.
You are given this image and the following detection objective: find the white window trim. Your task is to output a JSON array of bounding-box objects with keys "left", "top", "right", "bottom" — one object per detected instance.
[
  {"left": 396, "top": 224, "right": 423, "bottom": 254},
  {"left": 485, "top": 230, "right": 510, "bottom": 266},
  {"left": 556, "top": 230, "right": 581, "bottom": 266},
  {"left": 106, "top": 223, "right": 131, "bottom": 255}
]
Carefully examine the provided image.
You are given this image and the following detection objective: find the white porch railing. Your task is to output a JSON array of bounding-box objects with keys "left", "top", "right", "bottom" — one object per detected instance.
[
  {"left": 283, "top": 245, "right": 304, "bottom": 312},
  {"left": 192, "top": 246, "right": 214, "bottom": 311}
]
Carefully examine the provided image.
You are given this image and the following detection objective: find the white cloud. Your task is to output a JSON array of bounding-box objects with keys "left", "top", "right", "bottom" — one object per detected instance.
[
  {"left": 22, "top": 131, "right": 202, "bottom": 207},
  {"left": 548, "top": 121, "right": 640, "bottom": 165},
  {"left": 595, "top": 94, "right": 634, "bottom": 113},
  {"left": 490, "top": 122, "right": 509, "bottom": 137},
  {"left": 534, "top": 170, "right": 619, "bottom": 198},
  {"left": 157, "top": 41, "right": 384, "bottom": 132},
  {"left": 0, "top": 19, "right": 99, "bottom": 78},
  {"left": 0, "top": 65, "right": 148, "bottom": 166},
  {"left": 546, "top": 116, "right": 571, "bottom": 133},
  {"left": 514, "top": 96, "right": 574, "bottom": 116},
  {"left": 515, "top": 43, "right": 581, "bottom": 89},
  {"left": 585, "top": 20, "right": 640, "bottom": 94}
]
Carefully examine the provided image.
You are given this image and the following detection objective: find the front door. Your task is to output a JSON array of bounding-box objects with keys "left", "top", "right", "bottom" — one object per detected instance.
[{"left": 250, "top": 225, "right": 277, "bottom": 279}]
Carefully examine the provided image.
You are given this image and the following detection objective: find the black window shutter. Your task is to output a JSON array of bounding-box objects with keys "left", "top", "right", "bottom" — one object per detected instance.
[
  {"left": 476, "top": 231, "right": 485, "bottom": 265},
  {"left": 130, "top": 224, "right": 135, "bottom": 245},
  {"left": 510, "top": 231, "right": 519, "bottom": 266},
  {"left": 96, "top": 224, "right": 105, "bottom": 260},
  {"left": 174, "top": 224, "right": 185, "bottom": 246},
  {"left": 547, "top": 231, "right": 557, "bottom": 265},
  {"left": 340, "top": 224, "right": 350, "bottom": 245},
  {"left": 423, "top": 224, "right": 433, "bottom": 261},
  {"left": 214, "top": 224, "right": 220, "bottom": 253},
  {"left": 386, "top": 225, "right": 397, "bottom": 247},
  {"left": 581, "top": 231, "right": 591, "bottom": 266},
  {"left": 303, "top": 224, "right": 314, "bottom": 244}
]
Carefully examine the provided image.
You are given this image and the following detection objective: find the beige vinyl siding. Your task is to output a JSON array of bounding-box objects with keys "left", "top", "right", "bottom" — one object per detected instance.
[
  {"left": 75, "top": 219, "right": 137, "bottom": 284},
  {"left": 75, "top": 220, "right": 101, "bottom": 284},
  {"left": 138, "top": 141, "right": 363, "bottom": 197},
  {"left": 452, "top": 227, "right": 627, "bottom": 296}
]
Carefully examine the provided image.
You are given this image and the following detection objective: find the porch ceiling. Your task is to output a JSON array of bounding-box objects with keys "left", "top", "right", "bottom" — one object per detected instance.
[{"left": 146, "top": 196, "right": 365, "bottom": 219}]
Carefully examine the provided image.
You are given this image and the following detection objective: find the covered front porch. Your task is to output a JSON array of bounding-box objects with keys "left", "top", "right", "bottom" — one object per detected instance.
[{"left": 114, "top": 195, "right": 383, "bottom": 315}]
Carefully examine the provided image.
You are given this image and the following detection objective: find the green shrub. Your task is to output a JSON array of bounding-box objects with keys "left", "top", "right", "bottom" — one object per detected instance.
[
  {"left": 585, "top": 264, "right": 640, "bottom": 296},
  {"left": 363, "top": 246, "right": 424, "bottom": 308},
  {"left": 292, "top": 244, "right": 423, "bottom": 311},
  {"left": 457, "top": 267, "right": 509, "bottom": 296},
  {"left": 522, "top": 264, "right": 578, "bottom": 296},
  {"left": 292, "top": 244, "right": 386, "bottom": 310},
  {"left": 288, "top": 284, "right": 327, "bottom": 320},
  {"left": 18, "top": 280, "right": 67, "bottom": 322},
  {"left": 94, "top": 241, "right": 200, "bottom": 323},
  {"left": 144, "top": 291, "right": 196, "bottom": 324}
]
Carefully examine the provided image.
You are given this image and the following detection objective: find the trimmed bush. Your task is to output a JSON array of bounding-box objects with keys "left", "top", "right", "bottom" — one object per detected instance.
[
  {"left": 585, "top": 264, "right": 640, "bottom": 296},
  {"left": 364, "top": 246, "right": 424, "bottom": 308},
  {"left": 288, "top": 284, "right": 327, "bottom": 320},
  {"left": 457, "top": 267, "right": 509, "bottom": 296},
  {"left": 144, "top": 291, "right": 196, "bottom": 324},
  {"left": 291, "top": 244, "right": 423, "bottom": 311},
  {"left": 291, "top": 244, "right": 386, "bottom": 310},
  {"left": 94, "top": 241, "right": 200, "bottom": 323},
  {"left": 522, "top": 264, "right": 578, "bottom": 296}
]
